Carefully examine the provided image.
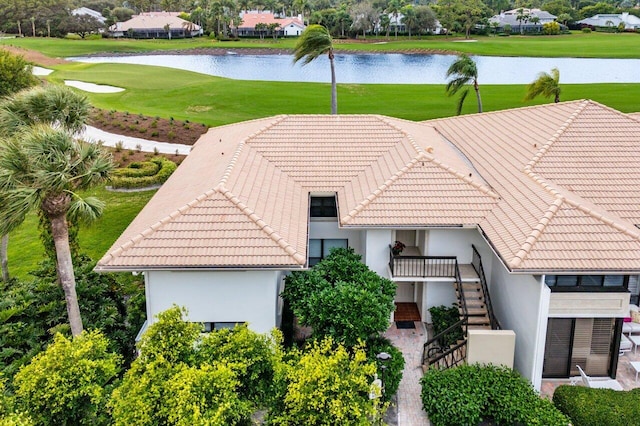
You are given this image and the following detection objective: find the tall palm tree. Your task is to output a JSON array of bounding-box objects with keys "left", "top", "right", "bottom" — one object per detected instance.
[
  {"left": 293, "top": 25, "right": 337, "bottom": 115},
  {"left": 0, "top": 125, "right": 113, "bottom": 337},
  {"left": 524, "top": 68, "right": 561, "bottom": 103},
  {"left": 445, "top": 54, "right": 482, "bottom": 115},
  {"left": 0, "top": 85, "right": 101, "bottom": 336}
]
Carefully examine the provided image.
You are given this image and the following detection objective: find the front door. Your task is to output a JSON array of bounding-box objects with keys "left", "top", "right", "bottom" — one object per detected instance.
[{"left": 396, "top": 282, "right": 415, "bottom": 303}]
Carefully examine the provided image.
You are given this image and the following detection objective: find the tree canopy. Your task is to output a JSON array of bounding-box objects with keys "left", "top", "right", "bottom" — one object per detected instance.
[{"left": 524, "top": 67, "right": 561, "bottom": 103}]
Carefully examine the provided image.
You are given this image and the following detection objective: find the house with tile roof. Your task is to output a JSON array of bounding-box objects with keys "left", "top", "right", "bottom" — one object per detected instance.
[
  {"left": 489, "top": 8, "right": 557, "bottom": 33},
  {"left": 237, "top": 12, "right": 305, "bottom": 37},
  {"left": 109, "top": 12, "right": 202, "bottom": 38},
  {"left": 97, "top": 100, "right": 640, "bottom": 390},
  {"left": 577, "top": 12, "right": 640, "bottom": 30}
]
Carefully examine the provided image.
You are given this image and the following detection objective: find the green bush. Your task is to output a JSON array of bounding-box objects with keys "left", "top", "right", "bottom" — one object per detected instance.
[
  {"left": 553, "top": 385, "right": 640, "bottom": 426},
  {"left": 543, "top": 22, "right": 561, "bottom": 35},
  {"left": 421, "top": 364, "right": 569, "bottom": 426},
  {"left": 582, "top": 27, "right": 592, "bottom": 33},
  {"left": 365, "top": 336, "right": 404, "bottom": 402},
  {"left": 428, "top": 304, "right": 463, "bottom": 347},
  {"left": 110, "top": 157, "right": 177, "bottom": 189}
]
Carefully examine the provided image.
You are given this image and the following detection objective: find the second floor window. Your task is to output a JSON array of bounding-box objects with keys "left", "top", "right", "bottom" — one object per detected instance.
[{"left": 310, "top": 196, "right": 337, "bottom": 218}]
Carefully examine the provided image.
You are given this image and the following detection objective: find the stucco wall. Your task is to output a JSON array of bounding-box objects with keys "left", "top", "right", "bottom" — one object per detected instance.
[
  {"left": 423, "top": 281, "right": 457, "bottom": 323},
  {"left": 364, "top": 229, "right": 393, "bottom": 278},
  {"left": 488, "top": 252, "right": 548, "bottom": 390},
  {"left": 427, "top": 228, "right": 487, "bottom": 264},
  {"left": 309, "top": 220, "right": 364, "bottom": 256},
  {"left": 146, "top": 270, "right": 280, "bottom": 334}
]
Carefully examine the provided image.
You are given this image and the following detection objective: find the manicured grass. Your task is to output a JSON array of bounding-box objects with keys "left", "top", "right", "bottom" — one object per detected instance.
[
  {"left": 8, "top": 186, "right": 156, "bottom": 281},
  {"left": 2, "top": 31, "right": 640, "bottom": 58},
  {"left": 48, "top": 62, "right": 640, "bottom": 125}
]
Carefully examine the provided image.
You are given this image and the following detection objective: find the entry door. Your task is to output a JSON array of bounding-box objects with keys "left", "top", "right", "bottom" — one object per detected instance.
[
  {"left": 396, "top": 282, "right": 415, "bottom": 302},
  {"left": 543, "top": 318, "right": 573, "bottom": 377}
]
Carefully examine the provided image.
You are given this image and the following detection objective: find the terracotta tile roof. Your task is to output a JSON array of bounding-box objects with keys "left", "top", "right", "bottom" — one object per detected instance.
[
  {"left": 238, "top": 13, "right": 304, "bottom": 29},
  {"left": 98, "top": 101, "right": 640, "bottom": 272},
  {"left": 428, "top": 100, "right": 640, "bottom": 272},
  {"left": 111, "top": 12, "right": 201, "bottom": 31}
]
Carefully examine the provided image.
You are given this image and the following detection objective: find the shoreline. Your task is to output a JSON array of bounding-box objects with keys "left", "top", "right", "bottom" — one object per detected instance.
[{"left": 77, "top": 46, "right": 460, "bottom": 58}]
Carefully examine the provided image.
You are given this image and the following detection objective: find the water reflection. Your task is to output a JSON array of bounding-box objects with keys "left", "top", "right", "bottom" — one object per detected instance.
[{"left": 69, "top": 53, "right": 640, "bottom": 85}]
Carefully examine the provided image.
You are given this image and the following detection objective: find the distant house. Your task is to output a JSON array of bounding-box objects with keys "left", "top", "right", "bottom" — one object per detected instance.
[
  {"left": 236, "top": 12, "right": 305, "bottom": 37},
  {"left": 109, "top": 12, "right": 202, "bottom": 38},
  {"left": 72, "top": 7, "right": 106, "bottom": 24},
  {"left": 489, "top": 8, "right": 557, "bottom": 33},
  {"left": 577, "top": 13, "right": 640, "bottom": 30},
  {"left": 386, "top": 13, "right": 447, "bottom": 35}
]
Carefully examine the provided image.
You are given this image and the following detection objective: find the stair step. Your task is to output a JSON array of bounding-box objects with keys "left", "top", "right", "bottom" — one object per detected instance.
[
  {"left": 467, "top": 324, "right": 492, "bottom": 330},
  {"left": 461, "top": 308, "right": 488, "bottom": 315},
  {"left": 467, "top": 316, "right": 491, "bottom": 325}
]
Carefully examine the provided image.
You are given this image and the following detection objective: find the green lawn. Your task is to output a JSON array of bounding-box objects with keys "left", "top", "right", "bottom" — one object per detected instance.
[
  {"left": 8, "top": 187, "right": 156, "bottom": 281},
  {"left": 47, "top": 62, "right": 640, "bottom": 125},
  {"left": 2, "top": 31, "right": 640, "bottom": 58}
]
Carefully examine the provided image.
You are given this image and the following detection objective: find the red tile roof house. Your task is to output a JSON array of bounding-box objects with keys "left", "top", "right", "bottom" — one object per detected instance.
[
  {"left": 97, "top": 100, "right": 640, "bottom": 391},
  {"left": 109, "top": 12, "right": 202, "bottom": 39},
  {"left": 237, "top": 12, "right": 305, "bottom": 37}
]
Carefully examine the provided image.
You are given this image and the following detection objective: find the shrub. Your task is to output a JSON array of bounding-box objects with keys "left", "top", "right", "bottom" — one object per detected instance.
[
  {"left": 365, "top": 336, "right": 404, "bottom": 402},
  {"left": 268, "top": 337, "right": 382, "bottom": 425},
  {"left": 553, "top": 385, "right": 640, "bottom": 426},
  {"left": 114, "top": 141, "right": 124, "bottom": 152},
  {"left": 281, "top": 248, "right": 396, "bottom": 347},
  {"left": 421, "top": 364, "right": 569, "bottom": 426},
  {"left": 167, "top": 131, "right": 176, "bottom": 140},
  {"left": 428, "top": 304, "right": 463, "bottom": 347},
  {"left": 151, "top": 131, "right": 159, "bottom": 137},
  {"left": 110, "top": 157, "right": 177, "bottom": 189},
  {"left": 135, "top": 144, "right": 142, "bottom": 152},
  {"left": 543, "top": 21, "right": 561, "bottom": 35},
  {"left": 150, "top": 120, "right": 157, "bottom": 128},
  {"left": 582, "top": 27, "right": 592, "bottom": 33},
  {"left": 14, "top": 331, "right": 121, "bottom": 426}
]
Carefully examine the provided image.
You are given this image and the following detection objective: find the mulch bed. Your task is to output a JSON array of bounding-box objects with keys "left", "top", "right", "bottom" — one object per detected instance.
[{"left": 89, "top": 108, "right": 208, "bottom": 147}]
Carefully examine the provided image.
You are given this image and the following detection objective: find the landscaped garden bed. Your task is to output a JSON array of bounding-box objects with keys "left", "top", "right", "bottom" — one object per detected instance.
[{"left": 89, "top": 108, "right": 208, "bottom": 146}]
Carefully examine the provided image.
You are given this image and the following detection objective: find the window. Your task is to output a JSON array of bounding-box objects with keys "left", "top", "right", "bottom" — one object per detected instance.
[
  {"left": 543, "top": 317, "right": 616, "bottom": 378},
  {"left": 310, "top": 196, "right": 337, "bottom": 218},
  {"left": 545, "top": 275, "right": 628, "bottom": 291},
  {"left": 309, "top": 238, "right": 348, "bottom": 266},
  {"left": 203, "top": 322, "right": 244, "bottom": 332}
]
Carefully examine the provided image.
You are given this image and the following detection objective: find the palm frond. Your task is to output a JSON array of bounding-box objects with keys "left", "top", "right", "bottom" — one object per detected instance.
[
  {"left": 524, "top": 68, "right": 561, "bottom": 102},
  {"left": 0, "top": 188, "right": 39, "bottom": 235},
  {"left": 293, "top": 25, "right": 333, "bottom": 65},
  {"left": 67, "top": 196, "right": 105, "bottom": 224}
]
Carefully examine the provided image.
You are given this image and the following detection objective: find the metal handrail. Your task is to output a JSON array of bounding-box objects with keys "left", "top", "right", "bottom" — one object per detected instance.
[
  {"left": 471, "top": 244, "right": 501, "bottom": 330},
  {"left": 388, "top": 247, "right": 458, "bottom": 278},
  {"left": 422, "top": 317, "right": 468, "bottom": 367}
]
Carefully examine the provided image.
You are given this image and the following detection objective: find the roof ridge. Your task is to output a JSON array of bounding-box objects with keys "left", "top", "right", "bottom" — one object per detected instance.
[
  {"left": 215, "top": 183, "right": 306, "bottom": 265},
  {"left": 99, "top": 188, "right": 219, "bottom": 265},
  {"left": 341, "top": 151, "right": 500, "bottom": 224},
  {"left": 424, "top": 99, "right": 587, "bottom": 125},
  {"left": 510, "top": 197, "right": 564, "bottom": 268},
  {"left": 525, "top": 99, "right": 590, "bottom": 171},
  {"left": 376, "top": 115, "right": 426, "bottom": 156},
  {"left": 341, "top": 156, "right": 422, "bottom": 224},
  {"left": 563, "top": 197, "right": 640, "bottom": 240}
]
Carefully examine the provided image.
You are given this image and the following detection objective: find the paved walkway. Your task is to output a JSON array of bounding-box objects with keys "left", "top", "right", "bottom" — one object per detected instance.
[
  {"left": 80, "top": 125, "right": 192, "bottom": 155},
  {"left": 384, "top": 322, "right": 431, "bottom": 425}
]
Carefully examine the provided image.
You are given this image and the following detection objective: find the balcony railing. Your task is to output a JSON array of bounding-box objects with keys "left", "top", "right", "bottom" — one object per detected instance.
[{"left": 389, "top": 248, "right": 458, "bottom": 278}]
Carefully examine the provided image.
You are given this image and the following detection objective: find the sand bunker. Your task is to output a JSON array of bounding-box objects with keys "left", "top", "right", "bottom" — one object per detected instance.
[
  {"left": 32, "top": 66, "right": 54, "bottom": 76},
  {"left": 64, "top": 80, "right": 125, "bottom": 93}
]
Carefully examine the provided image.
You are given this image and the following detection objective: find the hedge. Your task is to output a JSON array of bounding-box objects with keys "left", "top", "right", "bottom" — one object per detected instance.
[
  {"left": 553, "top": 385, "right": 640, "bottom": 426},
  {"left": 110, "top": 157, "right": 177, "bottom": 189},
  {"left": 112, "top": 160, "right": 160, "bottom": 178},
  {"left": 365, "top": 336, "right": 405, "bottom": 402},
  {"left": 421, "top": 364, "right": 569, "bottom": 426}
]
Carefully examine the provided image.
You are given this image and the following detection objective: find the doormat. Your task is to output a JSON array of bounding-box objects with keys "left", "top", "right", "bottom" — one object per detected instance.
[{"left": 396, "top": 321, "right": 416, "bottom": 329}]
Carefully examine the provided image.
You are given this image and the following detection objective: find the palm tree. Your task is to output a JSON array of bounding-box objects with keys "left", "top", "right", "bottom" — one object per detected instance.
[
  {"left": 524, "top": 68, "right": 561, "bottom": 103},
  {"left": 445, "top": 54, "right": 482, "bottom": 115},
  {"left": 0, "top": 125, "right": 113, "bottom": 336},
  {"left": 386, "top": 0, "right": 403, "bottom": 39},
  {"left": 293, "top": 25, "right": 337, "bottom": 115},
  {"left": 0, "top": 85, "right": 102, "bottom": 335}
]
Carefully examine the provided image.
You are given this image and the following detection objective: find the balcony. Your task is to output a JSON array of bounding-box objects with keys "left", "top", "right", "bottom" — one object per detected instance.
[{"left": 388, "top": 246, "right": 479, "bottom": 281}]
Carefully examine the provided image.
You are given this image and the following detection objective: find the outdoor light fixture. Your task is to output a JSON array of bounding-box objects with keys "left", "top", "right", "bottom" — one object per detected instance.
[{"left": 376, "top": 352, "right": 392, "bottom": 396}]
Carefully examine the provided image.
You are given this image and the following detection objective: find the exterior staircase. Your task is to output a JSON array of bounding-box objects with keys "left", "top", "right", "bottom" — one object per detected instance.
[{"left": 422, "top": 245, "right": 500, "bottom": 370}]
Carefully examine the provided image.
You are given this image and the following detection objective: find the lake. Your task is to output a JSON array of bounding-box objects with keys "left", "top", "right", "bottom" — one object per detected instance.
[{"left": 69, "top": 53, "right": 640, "bottom": 85}]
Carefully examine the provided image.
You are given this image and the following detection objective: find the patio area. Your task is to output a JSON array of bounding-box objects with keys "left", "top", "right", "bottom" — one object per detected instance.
[{"left": 541, "top": 345, "right": 640, "bottom": 398}]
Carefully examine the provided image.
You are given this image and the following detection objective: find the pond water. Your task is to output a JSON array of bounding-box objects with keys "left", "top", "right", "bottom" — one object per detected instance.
[{"left": 69, "top": 53, "right": 640, "bottom": 85}]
